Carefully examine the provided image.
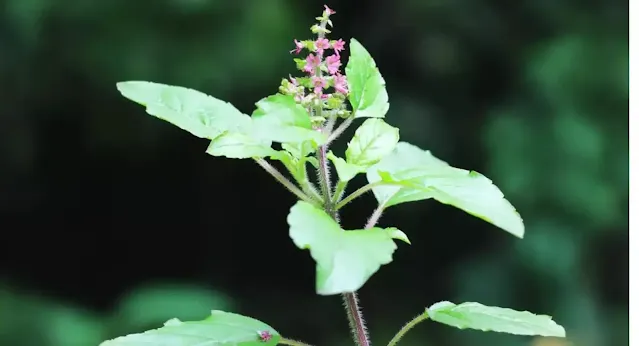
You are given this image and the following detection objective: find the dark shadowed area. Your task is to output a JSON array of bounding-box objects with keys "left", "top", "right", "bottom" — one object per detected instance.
[{"left": 0, "top": 1, "right": 628, "bottom": 346}]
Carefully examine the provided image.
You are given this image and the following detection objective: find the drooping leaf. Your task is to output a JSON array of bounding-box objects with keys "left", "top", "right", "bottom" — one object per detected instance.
[
  {"left": 206, "top": 131, "right": 277, "bottom": 159},
  {"left": 346, "top": 118, "right": 399, "bottom": 166},
  {"left": 427, "top": 301, "right": 566, "bottom": 337},
  {"left": 287, "top": 201, "right": 409, "bottom": 295},
  {"left": 327, "top": 151, "right": 366, "bottom": 182},
  {"left": 270, "top": 141, "right": 319, "bottom": 185},
  {"left": 367, "top": 142, "right": 525, "bottom": 238},
  {"left": 282, "top": 141, "right": 318, "bottom": 159},
  {"left": 116, "top": 81, "right": 251, "bottom": 139},
  {"left": 251, "top": 94, "right": 327, "bottom": 145},
  {"left": 345, "top": 39, "right": 390, "bottom": 118},
  {"left": 100, "top": 310, "right": 280, "bottom": 346}
]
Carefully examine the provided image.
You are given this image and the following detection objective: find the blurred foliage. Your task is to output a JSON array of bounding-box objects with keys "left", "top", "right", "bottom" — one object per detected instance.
[
  {"left": 0, "top": 282, "right": 233, "bottom": 346},
  {"left": 0, "top": 0, "right": 627, "bottom": 346}
]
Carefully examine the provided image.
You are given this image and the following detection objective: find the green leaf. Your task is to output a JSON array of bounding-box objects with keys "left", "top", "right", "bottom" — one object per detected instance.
[
  {"left": 252, "top": 94, "right": 327, "bottom": 145},
  {"left": 346, "top": 118, "right": 399, "bottom": 166},
  {"left": 345, "top": 39, "right": 390, "bottom": 118},
  {"left": 427, "top": 301, "right": 566, "bottom": 337},
  {"left": 100, "top": 310, "right": 280, "bottom": 346},
  {"left": 116, "top": 81, "right": 251, "bottom": 139},
  {"left": 367, "top": 142, "right": 524, "bottom": 238},
  {"left": 282, "top": 141, "right": 317, "bottom": 159},
  {"left": 327, "top": 151, "right": 366, "bottom": 182},
  {"left": 271, "top": 141, "right": 319, "bottom": 184},
  {"left": 206, "top": 131, "right": 277, "bottom": 159},
  {"left": 287, "top": 201, "right": 409, "bottom": 295}
]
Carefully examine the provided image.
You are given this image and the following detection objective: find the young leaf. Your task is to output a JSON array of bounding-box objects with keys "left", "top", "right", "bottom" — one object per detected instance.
[
  {"left": 427, "top": 301, "right": 566, "bottom": 337},
  {"left": 116, "top": 81, "right": 251, "bottom": 139},
  {"left": 346, "top": 118, "right": 399, "bottom": 166},
  {"left": 367, "top": 142, "right": 525, "bottom": 238},
  {"left": 206, "top": 131, "right": 277, "bottom": 159},
  {"left": 345, "top": 39, "right": 390, "bottom": 119},
  {"left": 251, "top": 94, "right": 327, "bottom": 145},
  {"left": 287, "top": 201, "right": 409, "bottom": 295},
  {"left": 100, "top": 310, "right": 280, "bottom": 346},
  {"left": 327, "top": 151, "right": 366, "bottom": 182}
]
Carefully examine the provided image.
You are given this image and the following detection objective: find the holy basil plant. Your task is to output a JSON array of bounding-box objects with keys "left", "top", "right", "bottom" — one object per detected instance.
[{"left": 101, "top": 5, "right": 566, "bottom": 346}]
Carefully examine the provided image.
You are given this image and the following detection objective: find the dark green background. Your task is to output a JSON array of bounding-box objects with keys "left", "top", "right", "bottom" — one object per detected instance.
[{"left": 0, "top": 1, "right": 628, "bottom": 346}]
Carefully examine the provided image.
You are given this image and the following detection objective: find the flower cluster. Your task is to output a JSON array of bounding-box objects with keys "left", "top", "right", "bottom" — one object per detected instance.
[{"left": 279, "top": 5, "right": 350, "bottom": 122}]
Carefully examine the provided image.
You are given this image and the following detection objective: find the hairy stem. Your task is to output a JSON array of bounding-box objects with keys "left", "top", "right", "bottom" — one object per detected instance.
[
  {"left": 342, "top": 292, "right": 370, "bottom": 346},
  {"left": 316, "top": 147, "right": 333, "bottom": 210},
  {"left": 365, "top": 202, "right": 386, "bottom": 229},
  {"left": 254, "top": 158, "right": 317, "bottom": 205},
  {"left": 335, "top": 181, "right": 383, "bottom": 210},
  {"left": 386, "top": 312, "right": 429, "bottom": 346},
  {"left": 327, "top": 116, "right": 354, "bottom": 144},
  {"left": 279, "top": 337, "right": 314, "bottom": 346},
  {"left": 332, "top": 180, "right": 348, "bottom": 205}
]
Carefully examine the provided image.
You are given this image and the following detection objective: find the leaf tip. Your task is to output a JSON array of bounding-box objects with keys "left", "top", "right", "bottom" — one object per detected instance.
[{"left": 388, "top": 228, "right": 411, "bottom": 245}]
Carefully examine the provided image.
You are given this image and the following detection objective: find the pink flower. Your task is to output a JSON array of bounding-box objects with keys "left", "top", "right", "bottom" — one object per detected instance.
[
  {"left": 290, "top": 39, "right": 305, "bottom": 54},
  {"left": 325, "top": 54, "right": 341, "bottom": 75},
  {"left": 304, "top": 54, "right": 321, "bottom": 74},
  {"left": 315, "top": 38, "right": 330, "bottom": 55},
  {"left": 333, "top": 73, "right": 348, "bottom": 94},
  {"left": 324, "top": 5, "right": 336, "bottom": 16},
  {"left": 332, "top": 39, "right": 345, "bottom": 53},
  {"left": 312, "top": 76, "right": 327, "bottom": 94}
]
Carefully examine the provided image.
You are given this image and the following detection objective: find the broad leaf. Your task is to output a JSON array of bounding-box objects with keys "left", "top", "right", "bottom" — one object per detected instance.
[
  {"left": 327, "top": 151, "right": 366, "bottom": 182},
  {"left": 345, "top": 39, "right": 390, "bottom": 118},
  {"left": 367, "top": 142, "right": 524, "bottom": 238},
  {"left": 100, "top": 310, "right": 280, "bottom": 346},
  {"left": 287, "top": 201, "right": 409, "bottom": 295},
  {"left": 206, "top": 131, "right": 276, "bottom": 159},
  {"left": 116, "top": 81, "right": 251, "bottom": 139},
  {"left": 252, "top": 94, "right": 326, "bottom": 145},
  {"left": 427, "top": 301, "right": 566, "bottom": 337},
  {"left": 346, "top": 118, "right": 399, "bottom": 166}
]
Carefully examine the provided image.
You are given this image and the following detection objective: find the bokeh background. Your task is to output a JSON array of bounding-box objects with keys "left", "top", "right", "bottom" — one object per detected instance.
[{"left": 0, "top": 0, "right": 628, "bottom": 346}]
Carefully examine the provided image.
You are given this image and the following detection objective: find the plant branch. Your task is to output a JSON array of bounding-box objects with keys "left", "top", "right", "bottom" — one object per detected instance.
[
  {"left": 279, "top": 337, "right": 314, "bottom": 346},
  {"left": 316, "top": 147, "right": 333, "bottom": 210},
  {"left": 365, "top": 202, "right": 386, "bottom": 229},
  {"left": 254, "top": 158, "right": 317, "bottom": 205},
  {"left": 342, "top": 292, "right": 370, "bottom": 346},
  {"left": 335, "top": 181, "right": 388, "bottom": 210},
  {"left": 327, "top": 116, "right": 354, "bottom": 144},
  {"left": 386, "top": 312, "right": 430, "bottom": 346},
  {"left": 332, "top": 180, "right": 348, "bottom": 205}
]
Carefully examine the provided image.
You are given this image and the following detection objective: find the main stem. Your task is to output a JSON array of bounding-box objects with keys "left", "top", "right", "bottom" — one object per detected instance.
[{"left": 317, "top": 143, "right": 370, "bottom": 346}]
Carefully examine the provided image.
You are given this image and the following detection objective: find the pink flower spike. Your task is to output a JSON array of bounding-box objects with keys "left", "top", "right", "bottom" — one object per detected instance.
[
  {"left": 332, "top": 39, "right": 345, "bottom": 53},
  {"left": 290, "top": 39, "right": 305, "bottom": 54},
  {"left": 315, "top": 38, "right": 330, "bottom": 55},
  {"left": 325, "top": 54, "right": 341, "bottom": 75},
  {"left": 334, "top": 73, "right": 348, "bottom": 94},
  {"left": 304, "top": 54, "right": 321, "bottom": 74},
  {"left": 312, "top": 76, "right": 327, "bottom": 94},
  {"left": 324, "top": 5, "right": 336, "bottom": 15}
]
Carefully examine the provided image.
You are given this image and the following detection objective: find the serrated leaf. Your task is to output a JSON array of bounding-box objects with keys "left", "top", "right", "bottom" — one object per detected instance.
[
  {"left": 252, "top": 94, "right": 327, "bottom": 145},
  {"left": 346, "top": 118, "right": 399, "bottom": 166},
  {"left": 427, "top": 301, "right": 566, "bottom": 337},
  {"left": 116, "top": 81, "right": 251, "bottom": 139},
  {"left": 367, "top": 142, "right": 524, "bottom": 238},
  {"left": 327, "top": 151, "right": 367, "bottom": 182},
  {"left": 100, "top": 310, "right": 280, "bottom": 346},
  {"left": 287, "top": 201, "right": 409, "bottom": 295},
  {"left": 206, "top": 131, "right": 277, "bottom": 159},
  {"left": 345, "top": 39, "right": 390, "bottom": 118}
]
